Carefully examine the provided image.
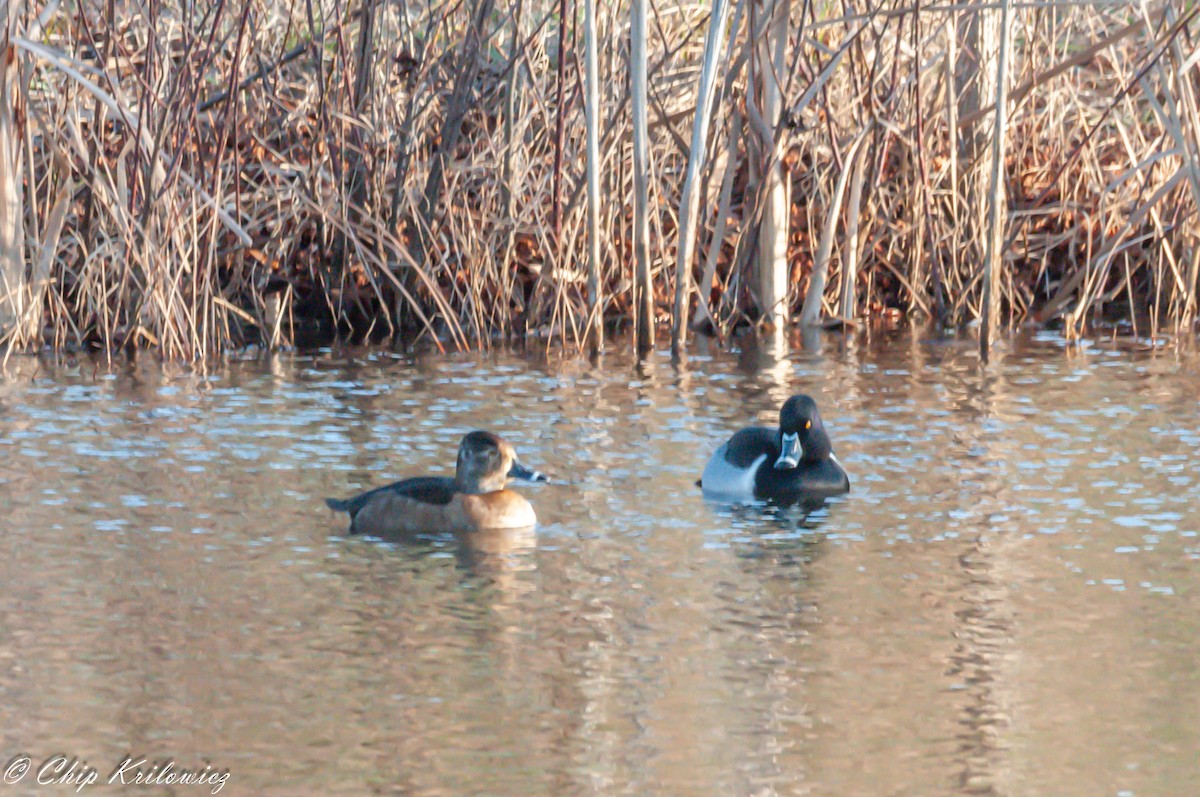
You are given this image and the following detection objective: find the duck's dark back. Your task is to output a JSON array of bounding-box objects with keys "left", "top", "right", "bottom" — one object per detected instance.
[{"left": 329, "top": 476, "right": 458, "bottom": 517}]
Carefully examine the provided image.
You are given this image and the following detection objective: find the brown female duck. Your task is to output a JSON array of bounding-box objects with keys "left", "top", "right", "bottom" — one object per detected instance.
[{"left": 325, "top": 431, "right": 547, "bottom": 535}]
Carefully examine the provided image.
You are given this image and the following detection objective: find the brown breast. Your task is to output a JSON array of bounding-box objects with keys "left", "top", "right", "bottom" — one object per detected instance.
[{"left": 454, "top": 491, "right": 537, "bottom": 530}]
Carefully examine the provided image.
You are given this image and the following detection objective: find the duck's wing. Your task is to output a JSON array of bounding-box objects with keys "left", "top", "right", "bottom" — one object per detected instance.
[
  {"left": 719, "top": 426, "right": 779, "bottom": 467},
  {"left": 325, "top": 476, "right": 457, "bottom": 517}
]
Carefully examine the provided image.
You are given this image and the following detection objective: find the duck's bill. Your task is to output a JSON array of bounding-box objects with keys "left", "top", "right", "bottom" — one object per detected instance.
[
  {"left": 508, "top": 460, "right": 550, "bottom": 483},
  {"left": 774, "top": 432, "right": 801, "bottom": 470}
]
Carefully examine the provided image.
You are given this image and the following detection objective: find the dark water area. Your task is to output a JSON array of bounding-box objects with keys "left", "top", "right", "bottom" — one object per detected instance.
[{"left": 1, "top": 329, "right": 1199, "bottom": 796}]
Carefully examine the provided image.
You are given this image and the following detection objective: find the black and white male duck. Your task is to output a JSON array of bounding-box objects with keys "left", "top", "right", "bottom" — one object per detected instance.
[
  {"left": 325, "top": 431, "right": 548, "bottom": 535},
  {"left": 700, "top": 394, "right": 849, "bottom": 505}
]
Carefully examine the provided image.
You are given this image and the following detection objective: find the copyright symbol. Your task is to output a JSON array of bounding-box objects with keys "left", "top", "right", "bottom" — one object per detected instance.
[{"left": 2, "top": 755, "right": 30, "bottom": 784}]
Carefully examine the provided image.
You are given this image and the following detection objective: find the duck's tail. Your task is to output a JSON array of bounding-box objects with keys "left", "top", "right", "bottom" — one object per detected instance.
[
  {"left": 324, "top": 496, "right": 363, "bottom": 535},
  {"left": 325, "top": 497, "right": 352, "bottom": 512}
]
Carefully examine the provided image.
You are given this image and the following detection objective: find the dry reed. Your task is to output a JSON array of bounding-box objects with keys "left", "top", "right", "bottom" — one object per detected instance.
[{"left": 0, "top": 0, "right": 1196, "bottom": 358}]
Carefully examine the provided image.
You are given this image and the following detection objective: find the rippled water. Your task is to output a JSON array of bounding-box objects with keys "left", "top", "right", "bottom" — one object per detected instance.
[{"left": 1, "top": 330, "right": 1199, "bottom": 796}]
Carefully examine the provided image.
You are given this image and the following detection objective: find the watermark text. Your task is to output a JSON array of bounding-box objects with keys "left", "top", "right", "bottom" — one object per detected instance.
[{"left": 3, "top": 754, "right": 229, "bottom": 794}]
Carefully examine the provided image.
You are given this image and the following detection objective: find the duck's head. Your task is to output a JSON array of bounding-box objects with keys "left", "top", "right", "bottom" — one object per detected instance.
[
  {"left": 455, "top": 431, "right": 548, "bottom": 494},
  {"left": 774, "top": 395, "right": 833, "bottom": 470}
]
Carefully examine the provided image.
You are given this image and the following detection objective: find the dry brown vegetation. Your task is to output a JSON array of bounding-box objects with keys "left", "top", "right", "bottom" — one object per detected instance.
[{"left": 0, "top": 0, "right": 1197, "bottom": 358}]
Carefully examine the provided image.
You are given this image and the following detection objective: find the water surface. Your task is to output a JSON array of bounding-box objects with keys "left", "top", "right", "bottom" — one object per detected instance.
[{"left": 1, "top": 330, "right": 1198, "bottom": 796}]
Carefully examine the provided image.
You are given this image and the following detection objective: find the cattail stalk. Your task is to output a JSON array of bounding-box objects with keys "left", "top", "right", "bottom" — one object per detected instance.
[
  {"left": 754, "top": 0, "right": 790, "bottom": 331},
  {"left": 800, "top": 129, "right": 866, "bottom": 326},
  {"left": 670, "top": 0, "right": 731, "bottom": 359},
  {"left": 583, "top": 0, "right": 603, "bottom": 349},
  {"left": 0, "top": 0, "right": 25, "bottom": 341},
  {"left": 980, "top": 0, "right": 1012, "bottom": 361},
  {"left": 631, "top": 0, "right": 653, "bottom": 353}
]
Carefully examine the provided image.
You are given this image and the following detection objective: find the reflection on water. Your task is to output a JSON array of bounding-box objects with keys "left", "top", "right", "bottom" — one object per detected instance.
[{"left": 1, "top": 330, "right": 1199, "bottom": 796}]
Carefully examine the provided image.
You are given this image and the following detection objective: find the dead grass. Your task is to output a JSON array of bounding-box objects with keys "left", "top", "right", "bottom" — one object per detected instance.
[{"left": 0, "top": 0, "right": 1196, "bottom": 358}]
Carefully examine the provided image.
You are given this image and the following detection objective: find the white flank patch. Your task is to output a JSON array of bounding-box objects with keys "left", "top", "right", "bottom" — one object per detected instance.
[{"left": 701, "top": 446, "right": 766, "bottom": 499}]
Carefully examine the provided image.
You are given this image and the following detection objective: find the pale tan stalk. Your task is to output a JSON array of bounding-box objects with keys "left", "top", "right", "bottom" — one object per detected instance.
[{"left": 670, "top": 0, "right": 731, "bottom": 359}]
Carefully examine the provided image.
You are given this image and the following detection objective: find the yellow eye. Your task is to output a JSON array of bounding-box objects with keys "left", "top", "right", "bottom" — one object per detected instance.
[{"left": 805, "top": 420, "right": 812, "bottom": 430}]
